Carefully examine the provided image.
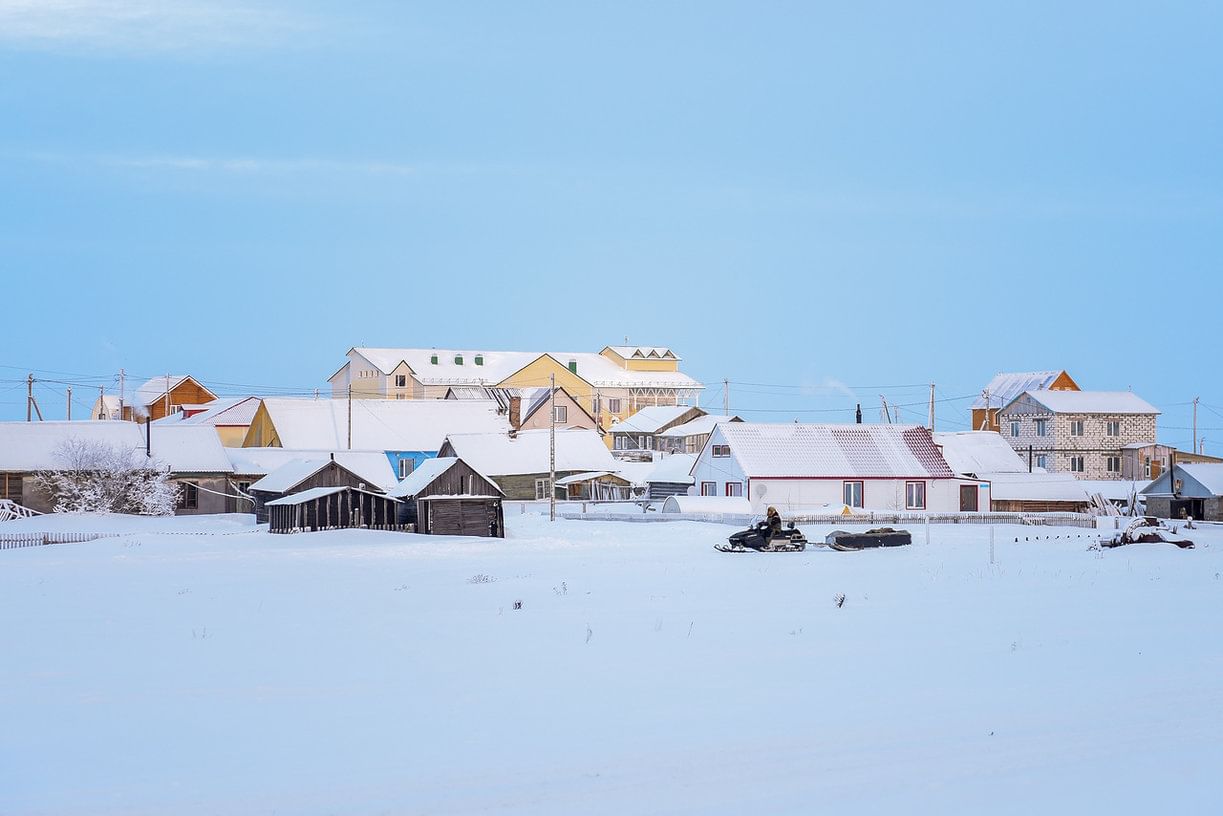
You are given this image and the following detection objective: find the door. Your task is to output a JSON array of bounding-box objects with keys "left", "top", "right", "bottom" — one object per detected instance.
[{"left": 959, "top": 484, "right": 979, "bottom": 512}]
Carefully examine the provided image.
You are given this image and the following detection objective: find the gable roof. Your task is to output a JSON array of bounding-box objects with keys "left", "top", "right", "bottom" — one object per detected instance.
[
  {"left": 146, "top": 425, "right": 234, "bottom": 473},
  {"left": 133, "top": 375, "right": 216, "bottom": 407},
  {"left": 1006, "top": 390, "right": 1160, "bottom": 415},
  {"left": 609, "top": 405, "right": 699, "bottom": 435},
  {"left": 153, "top": 396, "right": 262, "bottom": 428},
  {"left": 1143, "top": 463, "right": 1223, "bottom": 497},
  {"left": 934, "top": 431, "right": 1028, "bottom": 476},
  {"left": 714, "top": 423, "right": 956, "bottom": 479},
  {"left": 520, "top": 386, "right": 598, "bottom": 427},
  {"left": 226, "top": 447, "right": 389, "bottom": 477},
  {"left": 602, "top": 345, "right": 680, "bottom": 361},
  {"left": 658, "top": 414, "right": 742, "bottom": 439},
  {"left": 441, "top": 429, "right": 617, "bottom": 476},
  {"left": 972, "top": 372, "right": 1067, "bottom": 409},
  {"left": 249, "top": 454, "right": 397, "bottom": 494},
  {"left": 344, "top": 347, "right": 703, "bottom": 391},
  {"left": 386, "top": 456, "right": 504, "bottom": 499},
  {"left": 257, "top": 398, "right": 509, "bottom": 451}
]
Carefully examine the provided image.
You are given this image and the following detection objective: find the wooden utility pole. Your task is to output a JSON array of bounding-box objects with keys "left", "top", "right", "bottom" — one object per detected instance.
[
  {"left": 165, "top": 373, "right": 172, "bottom": 417},
  {"left": 66, "top": 386, "right": 72, "bottom": 420},
  {"left": 26, "top": 374, "right": 32, "bottom": 422},
  {"left": 549, "top": 373, "right": 556, "bottom": 522},
  {"left": 98, "top": 385, "right": 105, "bottom": 419},
  {"left": 928, "top": 383, "right": 935, "bottom": 431},
  {"left": 723, "top": 379, "right": 730, "bottom": 416},
  {"left": 1193, "top": 397, "right": 1199, "bottom": 453},
  {"left": 118, "top": 368, "right": 126, "bottom": 421},
  {"left": 347, "top": 384, "right": 353, "bottom": 450}
]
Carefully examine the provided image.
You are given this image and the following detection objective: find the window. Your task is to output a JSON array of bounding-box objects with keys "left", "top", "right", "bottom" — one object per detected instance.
[
  {"left": 1035, "top": 454, "right": 1048, "bottom": 469},
  {"left": 1010, "top": 421, "right": 1020, "bottom": 438},
  {"left": 430, "top": 354, "right": 438, "bottom": 365},
  {"left": 607, "top": 398, "right": 622, "bottom": 414},
  {"left": 395, "top": 374, "right": 407, "bottom": 387},
  {"left": 1144, "top": 456, "right": 1152, "bottom": 479},
  {"left": 614, "top": 436, "right": 625, "bottom": 450},
  {"left": 700, "top": 481, "right": 716, "bottom": 496},
  {"left": 553, "top": 405, "right": 567, "bottom": 423},
  {"left": 1107, "top": 420, "right": 1120, "bottom": 436},
  {"left": 1034, "top": 419, "right": 1048, "bottom": 437},
  {"left": 843, "top": 480, "right": 864, "bottom": 508},
  {"left": 454, "top": 355, "right": 463, "bottom": 365},
  {"left": 398, "top": 459, "right": 415, "bottom": 479},
  {"left": 711, "top": 444, "right": 731, "bottom": 458},
  {"left": 177, "top": 481, "right": 198, "bottom": 510},
  {"left": 1070, "top": 420, "right": 1084, "bottom": 437},
  {"left": 1069, "top": 455, "right": 1085, "bottom": 473},
  {"left": 474, "top": 355, "right": 483, "bottom": 366},
  {"left": 535, "top": 478, "right": 551, "bottom": 500},
  {"left": 725, "top": 482, "right": 743, "bottom": 497},
  {"left": 905, "top": 481, "right": 926, "bottom": 510},
  {"left": 1106, "top": 456, "right": 1121, "bottom": 473}
]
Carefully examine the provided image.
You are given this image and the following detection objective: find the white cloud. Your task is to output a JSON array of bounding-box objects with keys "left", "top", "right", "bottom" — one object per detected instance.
[{"left": 0, "top": 0, "right": 309, "bottom": 52}]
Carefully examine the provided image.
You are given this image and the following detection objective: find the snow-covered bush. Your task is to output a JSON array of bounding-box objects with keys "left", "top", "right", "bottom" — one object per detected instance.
[{"left": 34, "top": 439, "right": 180, "bottom": 516}]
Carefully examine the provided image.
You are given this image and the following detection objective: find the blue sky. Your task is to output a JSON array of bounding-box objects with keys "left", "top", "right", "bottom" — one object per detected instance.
[{"left": 1, "top": 1, "right": 1220, "bottom": 446}]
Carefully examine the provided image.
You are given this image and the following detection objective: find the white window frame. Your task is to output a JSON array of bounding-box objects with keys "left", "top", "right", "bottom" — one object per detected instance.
[
  {"left": 1034, "top": 419, "right": 1048, "bottom": 437},
  {"left": 398, "top": 459, "right": 414, "bottom": 479},
  {"left": 1107, "top": 420, "right": 1120, "bottom": 436},
  {"left": 1069, "top": 455, "right": 1085, "bottom": 473},
  {"left": 843, "top": 480, "right": 864, "bottom": 508},
  {"left": 700, "top": 481, "right": 716, "bottom": 496},
  {"left": 725, "top": 482, "right": 743, "bottom": 497},
  {"left": 1035, "top": 454, "right": 1048, "bottom": 469},
  {"left": 1106, "top": 455, "right": 1121, "bottom": 473},
  {"left": 553, "top": 405, "right": 567, "bottom": 423},
  {"left": 904, "top": 481, "right": 926, "bottom": 510},
  {"left": 711, "top": 444, "right": 731, "bottom": 458},
  {"left": 1070, "top": 419, "right": 1084, "bottom": 437},
  {"left": 607, "top": 398, "right": 622, "bottom": 414},
  {"left": 1010, "top": 421, "right": 1020, "bottom": 438},
  {"left": 534, "top": 478, "right": 552, "bottom": 500}
]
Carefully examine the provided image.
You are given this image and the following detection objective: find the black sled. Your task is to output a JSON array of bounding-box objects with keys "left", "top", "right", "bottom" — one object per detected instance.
[
  {"left": 825, "top": 527, "right": 912, "bottom": 551},
  {"left": 716, "top": 521, "right": 807, "bottom": 553}
]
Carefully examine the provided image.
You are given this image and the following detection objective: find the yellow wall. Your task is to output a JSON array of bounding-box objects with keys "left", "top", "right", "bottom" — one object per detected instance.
[
  {"left": 215, "top": 426, "right": 249, "bottom": 447},
  {"left": 622, "top": 358, "right": 679, "bottom": 372},
  {"left": 498, "top": 356, "right": 594, "bottom": 409},
  {"left": 241, "top": 403, "right": 282, "bottom": 447}
]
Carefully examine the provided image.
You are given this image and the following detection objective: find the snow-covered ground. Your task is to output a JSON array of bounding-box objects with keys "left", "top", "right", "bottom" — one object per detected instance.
[{"left": 2, "top": 513, "right": 1221, "bottom": 815}]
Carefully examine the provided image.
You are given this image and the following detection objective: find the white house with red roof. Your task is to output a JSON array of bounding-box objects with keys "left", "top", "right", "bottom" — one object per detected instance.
[{"left": 691, "top": 423, "right": 987, "bottom": 513}]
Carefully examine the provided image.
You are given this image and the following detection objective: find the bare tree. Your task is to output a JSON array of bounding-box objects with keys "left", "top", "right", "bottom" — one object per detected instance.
[{"left": 34, "top": 439, "right": 180, "bottom": 515}]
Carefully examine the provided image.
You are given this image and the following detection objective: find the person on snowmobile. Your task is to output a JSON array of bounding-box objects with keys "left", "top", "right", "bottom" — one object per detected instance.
[{"left": 753, "top": 506, "right": 783, "bottom": 544}]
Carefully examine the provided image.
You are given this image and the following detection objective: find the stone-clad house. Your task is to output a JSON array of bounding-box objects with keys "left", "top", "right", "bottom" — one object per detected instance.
[{"left": 997, "top": 390, "right": 1159, "bottom": 480}]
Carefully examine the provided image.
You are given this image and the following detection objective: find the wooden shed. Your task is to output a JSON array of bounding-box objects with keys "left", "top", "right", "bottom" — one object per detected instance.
[
  {"left": 387, "top": 456, "right": 505, "bottom": 537},
  {"left": 248, "top": 455, "right": 396, "bottom": 523},
  {"left": 266, "top": 486, "right": 403, "bottom": 534}
]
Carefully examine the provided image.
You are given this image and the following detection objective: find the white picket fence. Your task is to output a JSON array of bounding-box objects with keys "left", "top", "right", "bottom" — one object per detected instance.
[{"left": 0, "top": 531, "right": 120, "bottom": 551}]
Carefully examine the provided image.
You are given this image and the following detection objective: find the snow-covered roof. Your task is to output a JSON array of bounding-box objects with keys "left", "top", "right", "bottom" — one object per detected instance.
[
  {"left": 972, "top": 372, "right": 1066, "bottom": 409},
  {"left": 265, "top": 485, "right": 396, "bottom": 507},
  {"left": 644, "top": 453, "right": 697, "bottom": 484},
  {"left": 1182, "top": 464, "right": 1223, "bottom": 495},
  {"left": 603, "top": 345, "right": 680, "bottom": 361},
  {"left": 934, "top": 432, "right": 1027, "bottom": 476},
  {"left": 225, "top": 447, "right": 383, "bottom": 476},
  {"left": 146, "top": 425, "right": 234, "bottom": 473},
  {"left": 0, "top": 421, "right": 232, "bottom": 473},
  {"left": 132, "top": 375, "right": 216, "bottom": 407},
  {"left": 609, "top": 406, "right": 697, "bottom": 435},
  {"left": 345, "top": 348, "right": 703, "bottom": 391},
  {"left": 715, "top": 423, "right": 955, "bottom": 479},
  {"left": 658, "top": 414, "right": 740, "bottom": 439},
  {"left": 1008, "top": 390, "right": 1160, "bottom": 415},
  {"left": 1076, "top": 479, "right": 1150, "bottom": 501},
  {"left": 158, "top": 396, "right": 262, "bottom": 428},
  {"left": 978, "top": 471, "right": 1088, "bottom": 502},
  {"left": 259, "top": 398, "right": 509, "bottom": 451},
  {"left": 386, "top": 457, "right": 504, "bottom": 499},
  {"left": 249, "top": 454, "right": 398, "bottom": 494},
  {"left": 660, "top": 495, "right": 752, "bottom": 514},
  {"left": 441, "top": 429, "right": 617, "bottom": 476},
  {"left": 554, "top": 471, "right": 631, "bottom": 486}
]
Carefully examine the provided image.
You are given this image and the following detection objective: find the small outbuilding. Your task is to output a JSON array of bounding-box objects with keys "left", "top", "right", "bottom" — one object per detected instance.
[
  {"left": 248, "top": 455, "right": 397, "bottom": 523},
  {"left": 387, "top": 456, "right": 505, "bottom": 537},
  {"left": 1142, "top": 463, "right": 1223, "bottom": 521},
  {"left": 554, "top": 471, "right": 634, "bottom": 501},
  {"left": 266, "top": 486, "right": 401, "bottom": 534}
]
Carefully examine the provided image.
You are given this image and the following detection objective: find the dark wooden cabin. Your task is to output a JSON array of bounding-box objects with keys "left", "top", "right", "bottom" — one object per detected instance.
[
  {"left": 266, "top": 486, "right": 403, "bottom": 534},
  {"left": 388, "top": 456, "right": 505, "bottom": 537},
  {"left": 249, "top": 456, "right": 390, "bottom": 523}
]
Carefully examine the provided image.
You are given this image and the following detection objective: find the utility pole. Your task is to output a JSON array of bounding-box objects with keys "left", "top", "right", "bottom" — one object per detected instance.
[
  {"left": 165, "top": 373, "right": 171, "bottom": 418},
  {"left": 723, "top": 379, "right": 729, "bottom": 416},
  {"left": 26, "top": 374, "right": 32, "bottom": 422},
  {"left": 66, "top": 386, "right": 72, "bottom": 420},
  {"left": 347, "top": 384, "right": 352, "bottom": 450},
  {"left": 98, "top": 385, "right": 105, "bottom": 419},
  {"left": 1193, "top": 397, "right": 1199, "bottom": 453},
  {"left": 928, "top": 383, "right": 935, "bottom": 431},
  {"left": 118, "top": 368, "right": 126, "bottom": 421},
  {"left": 880, "top": 395, "right": 892, "bottom": 423},
  {"left": 549, "top": 373, "right": 556, "bottom": 522},
  {"left": 980, "top": 388, "right": 990, "bottom": 430}
]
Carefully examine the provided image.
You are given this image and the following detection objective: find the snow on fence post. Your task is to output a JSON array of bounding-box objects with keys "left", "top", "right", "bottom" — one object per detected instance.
[{"left": 925, "top": 514, "right": 930, "bottom": 546}]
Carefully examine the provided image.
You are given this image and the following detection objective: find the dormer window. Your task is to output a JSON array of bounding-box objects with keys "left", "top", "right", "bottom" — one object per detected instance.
[
  {"left": 454, "top": 355, "right": 463, "bottom": 365},
  {"left": 568, "top": 359, "right": 577, "bottom": 374},
  {"left": 474, "top": 355, "right": 484, "bottom": 366},
  {"left": 430, "top": 354, "right": 438, "bottom": 365}
]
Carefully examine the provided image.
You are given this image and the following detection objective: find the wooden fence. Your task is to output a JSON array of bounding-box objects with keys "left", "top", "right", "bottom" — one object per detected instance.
[
  {"left": 558, "top": 509, "right": 1099, "bottom": 529},
  {"left": 0, "top": 531, "right": 120, "bottom": 551}
]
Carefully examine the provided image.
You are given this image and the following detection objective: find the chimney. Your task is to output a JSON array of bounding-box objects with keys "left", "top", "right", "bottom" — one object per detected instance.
[
  {"left": 855, "top": 403, "right": 862, "bottom": 424},
  {"left": 509, "top": 396, "right": 522, "bottom": 437}
]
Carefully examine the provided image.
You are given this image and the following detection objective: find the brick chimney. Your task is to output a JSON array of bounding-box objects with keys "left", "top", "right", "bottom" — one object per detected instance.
[{"left": 509, "top": 395, "right": 522, "bottom": 437}]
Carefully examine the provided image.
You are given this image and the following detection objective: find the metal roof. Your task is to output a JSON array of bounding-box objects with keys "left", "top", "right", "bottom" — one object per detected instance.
[{"left": 717, "top": 423, "right": 956, "bottom": 479}]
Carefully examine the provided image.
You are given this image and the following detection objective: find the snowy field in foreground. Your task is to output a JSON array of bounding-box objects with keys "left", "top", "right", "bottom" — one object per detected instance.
[{"left": 2, "top": 513, "right": 1221, "bottom": 815}]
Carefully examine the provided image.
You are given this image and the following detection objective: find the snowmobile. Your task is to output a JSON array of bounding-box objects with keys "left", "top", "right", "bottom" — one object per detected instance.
[
  {"left": 716, "top": 520, "right": 808, "bottom": 553},
  {"left": 1101, "top": 517, "right": 1194, "bottom": 549},
  {"left": 824, "top": 527, "right": 913, "bottom": 551}
]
